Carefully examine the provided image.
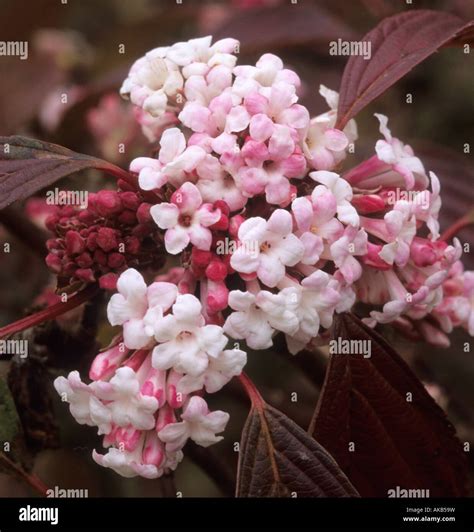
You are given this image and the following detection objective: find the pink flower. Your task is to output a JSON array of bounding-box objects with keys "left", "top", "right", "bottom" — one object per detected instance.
[
  {"left": 107, "top": 269, "right": 178, "bottom": 349},
  {"left": 150, "top": 182, "right": 221, "bottom": 254},
  {"left": 132, "top": 128, "right": 207, "bottom": 191},
  {"left": 291, "top": 186, "right": 344, "bottom": 264},
  {"left": 151, "top": 294, "right": 229, "bottom": 376},
  {"left": 303, "top": 85, "right": 357, "bottom": 171},
  {"left": 374, "top": 114, "right": 427, "bottom": 190},
  {"left": 223, "top": 288, "right": 300, "bottom": 349},
  {"left": 91, "top": 366, "right": 159, "bottom": 431},
  {"left": 278, "top": 272, "right": 344, "bottom": 354},
  {"left": 53, "top": 371, "right": 110, "bottom": 433},
  {"left": 330, "top": 226, "right": 368, "bottom": 284},
  {"left": 158, "top": 396, "right": 229, "bottom": 451},
  {"left": 177, "top": 347, "right": 247, "bottom": 394},
  {"left": 309, "top": 171, "right": 359, "bottom": 226},
  {"left": 230, "top": 210, "right": 304, "bottom": 287},
  {"left": 233, "top": 53, "right": 301, "bottom": 97}
]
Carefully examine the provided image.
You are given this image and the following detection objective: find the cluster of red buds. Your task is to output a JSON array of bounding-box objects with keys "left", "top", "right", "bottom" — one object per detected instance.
[{"left": 45, "top": 182, "right": 165, "bottom": 290}]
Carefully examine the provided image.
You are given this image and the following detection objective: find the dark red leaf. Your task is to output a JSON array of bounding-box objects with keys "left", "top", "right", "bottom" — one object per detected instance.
[
  {"left": 310, "top": 313, "right": 467, "bottom": 497},
  {"left": 0, "top": 136, "right": 131, "bottom": 210},
  {"left": 236, "top": 400, "right": 359, "bottom": 497},
  {"left": 336, "top": 10, "right": 474, "bottom": 129}
]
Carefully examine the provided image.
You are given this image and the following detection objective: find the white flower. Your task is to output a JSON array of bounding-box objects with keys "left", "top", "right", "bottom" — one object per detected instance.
[
  {"left": 303, "top": 85, "right": 358, "bottom": 171},
  {"left": 91, "top": 367, "right": 159, "bottom": 431},
  {"left": 54, "top": 371, "right": 111, "bottom": 435},
  {"left": 282, "top": 271, "right": 342, "bottom": 354},
  {"left": 177, "top": 348, "right": 247, "bottom": 394},
  {"left": 223, "top": 288, "right": 299, "bottom": 350},
  {"left": 309, "top": 170, "right": 359, "bottom": 227},
  {"left": 107, "top": 269, "right": 178, "bottom": 349},
  {"left": 158, "top": 396, "right": 229, "bottom": 451},
  {"left": 230, "top": 210, "right": 304, "bottom": 288},
  {"left": 151, "top": 294, "right": 228, "bottom": 376},
  {"left": 150, "top": 182, "right": 221, "bottom": 254},
  {"left": 374, "top": 113, "right": 427, "bottom": 190}
]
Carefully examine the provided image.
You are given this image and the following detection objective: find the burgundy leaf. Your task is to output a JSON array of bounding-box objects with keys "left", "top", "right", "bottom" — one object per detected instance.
[
  {"left": 336, "top": 10, "right": 474, "bottom": 129},
  {"left": 310, "top": 313, "right": 467, "bottom": 497},
  {"left": 0, "top": 136, "right": 131, "bottom": 210},
  {"left": 237, "top": 400, "right": 359, "bottom": 497}
]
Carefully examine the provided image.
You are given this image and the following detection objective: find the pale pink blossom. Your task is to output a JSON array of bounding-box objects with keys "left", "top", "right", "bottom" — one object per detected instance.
[
  {"left": 223, "top": 288, "right": 300, "bottom": 349},
  {"left": 309, "top": 171, "right": 359, "bottom": 226},
  {"left": 158, "top": 396, "right": 230, "bottom": 450},
  {"left": 150, "top": 182, "right": 221, "bottom": 254},
  {"left": 230, "top": 210, "right": 304, "bottom": 287},
  {"left": 107, "top": 269, "right": 178, "bottom": 349},
  {"left": 177, "top": 348, "right": 247, "bottom": 394},
  {"left": 303, "top": 85, "right": 357, "bottom": 171},
  {"left": 151, "top": 294, "right": 228, "bottom": 376}
]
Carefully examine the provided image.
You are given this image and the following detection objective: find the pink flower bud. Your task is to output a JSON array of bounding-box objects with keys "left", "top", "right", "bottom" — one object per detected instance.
[
  {"left": 156, "top": 403, "right": 177, "bottom": 432},
  {"left": 119, "top": 191, "right": 140, "bottom": 210},
  {"left": 229, "top": 215, "right": 245, "bottom": 238},
  {"left": 140, "top": 367, "right": 167, "bottom": 408},
  {"left": 76, "top": 252, "right": 93, "bottom": 268},
  {"left": 75, "top": 268, "right": 95, "bottom": 283},
  {"left": 206, "top": 260, "right": 227, "bottom": 282},
  {"left": 351, "top": 194, "right": 386, "bottom": 214},
  {"left": 96, "top": 227, "right": 118, "bottom": 252},
  {"left": 136, "top": 203, "right": 153, "bottom": 224},
  {"left": 45, "top": 253, "right": 62, "bottom": 273},
  {"left": 166, "top": 371, "right": 186, "bottom": 409},
  {"left": 99, "top": 272, "right": 118, "bottom": 291},
  {"left": 108, "top": 252, "right": 126, "bottom": 269},
  {"left": 89, "top": 343, "right": 129, "bottom": 381},
  {"left": 96, "top": 190, "right": 123, "bottom": 217},
  {"left": 125, "top": 236, "right": 141, "bottom": 255},
  {"left": 206, "top": 279, "right": 229, "bottom": 313},
  {"left": 65, "top": 230, "right": 86, "bottom": 255}
]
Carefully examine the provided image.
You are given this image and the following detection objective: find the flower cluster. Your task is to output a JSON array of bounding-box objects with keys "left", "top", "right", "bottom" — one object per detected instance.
[
  {"left": 54, "top": 35, "right": 474, "bottom": 478},
  {"left": 55, "top": 268, "right": 246, "bottom": 478}
]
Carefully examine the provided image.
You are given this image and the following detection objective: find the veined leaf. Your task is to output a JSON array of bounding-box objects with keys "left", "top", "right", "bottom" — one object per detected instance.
[
  {"left": 0, "top": 136, "right": 130, "bottom": 210},
  {"left": 310, "top": 313, "right": 467, "bottom": 497},
  {"left": 237, "top": 400, "right": 359, "bottom": 497},
  {"left": 336, "top": 10, "right": 474, "bottom": 129}
]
